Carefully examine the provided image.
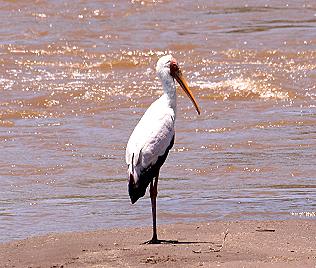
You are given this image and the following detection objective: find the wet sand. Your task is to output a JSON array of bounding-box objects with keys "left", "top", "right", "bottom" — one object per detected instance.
[{"left": 1, "top": 220, "right": 315, "bottom": 267}]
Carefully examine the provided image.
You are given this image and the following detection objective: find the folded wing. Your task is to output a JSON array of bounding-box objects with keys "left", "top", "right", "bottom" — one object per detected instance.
[{"left": 126, "top": 100, "right": 175, "bottom": 203}]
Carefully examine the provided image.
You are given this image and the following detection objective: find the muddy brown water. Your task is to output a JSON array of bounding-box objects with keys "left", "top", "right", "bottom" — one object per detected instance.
[{"left": 0, "top": 0, "right": 315, "bottom": 242}]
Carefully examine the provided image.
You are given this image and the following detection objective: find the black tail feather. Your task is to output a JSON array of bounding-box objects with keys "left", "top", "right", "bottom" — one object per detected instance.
[{"left": 129, "top": 178, "right": 148, "bottom": 204}]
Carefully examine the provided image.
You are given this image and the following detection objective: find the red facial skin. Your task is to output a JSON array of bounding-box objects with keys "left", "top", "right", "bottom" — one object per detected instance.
[{"left": 170, "top": 59, "right": 180, "bottom": 78}]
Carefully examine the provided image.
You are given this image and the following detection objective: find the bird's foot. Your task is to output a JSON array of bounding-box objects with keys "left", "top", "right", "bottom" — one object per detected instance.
[
  {"left": 142, "top": 237, "right": 161, "bottom": 244},
  {"left": 142, "top": 238, "right": 179, "bottom": 245}
]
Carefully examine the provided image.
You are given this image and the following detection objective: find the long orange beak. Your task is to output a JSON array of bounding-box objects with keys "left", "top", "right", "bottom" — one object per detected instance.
[{"left": 173, "top": 69, "right": 201, "bottom": 115}]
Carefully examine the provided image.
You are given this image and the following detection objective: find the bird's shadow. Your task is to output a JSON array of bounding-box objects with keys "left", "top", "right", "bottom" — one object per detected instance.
[{"left": 141, "top": 239, "right": 214, "bottom": 245}]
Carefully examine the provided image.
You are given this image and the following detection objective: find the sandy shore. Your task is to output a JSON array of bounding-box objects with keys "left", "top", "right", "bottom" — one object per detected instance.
[{"left": 1, "top": 220, "right": 315, "bottom": 267}]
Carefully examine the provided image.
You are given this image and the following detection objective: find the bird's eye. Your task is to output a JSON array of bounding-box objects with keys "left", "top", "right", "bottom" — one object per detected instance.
[{"left": 165, "top": 60, "right": 171, "bottom": 67}]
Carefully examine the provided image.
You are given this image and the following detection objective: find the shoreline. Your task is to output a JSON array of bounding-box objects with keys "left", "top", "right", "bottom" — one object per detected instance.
[{"left": 1, "top": 220, "right": 315, "bottom": 267}]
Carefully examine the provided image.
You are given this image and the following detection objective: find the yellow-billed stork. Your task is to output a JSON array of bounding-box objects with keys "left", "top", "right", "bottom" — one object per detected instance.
[{"left": 126, "top": 55, "right": 200, "bottom": 244}]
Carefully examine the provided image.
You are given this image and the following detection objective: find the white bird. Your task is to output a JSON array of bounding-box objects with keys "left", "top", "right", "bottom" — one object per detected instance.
[{"left": 126, "top": 55, "right": 200, "bottom": 244}]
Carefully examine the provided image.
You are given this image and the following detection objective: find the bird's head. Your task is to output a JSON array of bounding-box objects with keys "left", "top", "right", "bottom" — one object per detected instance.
[{"left": 156, "top": 55, "right": 201, "bottom": 115}]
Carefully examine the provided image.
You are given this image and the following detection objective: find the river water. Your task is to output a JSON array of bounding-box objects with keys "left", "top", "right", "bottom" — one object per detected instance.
[{"left": 0, "top": 0, "right": 315, "bottom": 242}]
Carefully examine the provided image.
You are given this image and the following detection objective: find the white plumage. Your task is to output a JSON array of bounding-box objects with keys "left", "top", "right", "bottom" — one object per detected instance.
[
  {"left": 126, "top": 96, "right": 175, "bottom": 187},
  {"left": 126, "top": 55, "right": 200, "bottom": 243}
]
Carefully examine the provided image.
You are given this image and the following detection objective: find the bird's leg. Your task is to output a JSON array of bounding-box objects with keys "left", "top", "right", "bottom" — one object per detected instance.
[
  {"left": 151, "top": 176, "right": 158, "bottom": 242},
  {"left": 143, "top": 176, "right": 159, "bottom": 244},
  {"left": 142, "top": 175, "right": 179, "bottom": 245}
]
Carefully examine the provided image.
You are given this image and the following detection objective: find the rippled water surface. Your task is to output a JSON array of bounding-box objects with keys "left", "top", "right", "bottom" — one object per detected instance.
[{"left": 0, "top": 0, "right": 315, "bottom": 242}]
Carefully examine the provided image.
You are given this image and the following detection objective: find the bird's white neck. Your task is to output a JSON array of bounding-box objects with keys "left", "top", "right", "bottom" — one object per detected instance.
[{"left": 161, "top": 76, "right": 177, "bottom": 111}]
